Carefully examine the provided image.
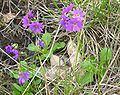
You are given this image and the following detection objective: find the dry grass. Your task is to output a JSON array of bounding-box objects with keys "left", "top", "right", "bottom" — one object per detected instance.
[{"left": 0, "top": 0, "right": 120, "bottom": 95}]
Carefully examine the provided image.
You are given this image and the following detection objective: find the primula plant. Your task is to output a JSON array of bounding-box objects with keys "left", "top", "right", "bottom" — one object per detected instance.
[{"left": 0, "top": 0, "right": 119, "bottom": 95}]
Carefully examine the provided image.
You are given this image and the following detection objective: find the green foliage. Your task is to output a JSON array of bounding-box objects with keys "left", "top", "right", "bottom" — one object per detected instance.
[
  {"left": 27, "top": 43, "right": 40, "bottom": 52},
  {"left": 20, "top": 61, "right": 27, "bottom": 65},
  {"left": 79, "top": 72, "right": 94, "bottom": 86},
  {"left": 100, "top": 48, "right": 112, "bottom": 63},
  {"left": 12, "top": 83, "right": 25, "bottom": 95},
  {"left": 12, "top": 78, "right": 44, "bottom": 95},
  {"left": 75, "top": 47, "right": 112, "bottom": 86},
  {"left": 10, "top": 70, "right": 19, "bottom": 79},
  {"left": 20, "top": 61, "right": 28, "bottom": 71},
  {"left": 26, "top": 33, "right": 65, "bottom": 61},
  {"left": 98, "top": 48, "right": 112, "bottom": 79},
  {"left": 42, "top": 33, "right": 51, "bottom": 47},
  {"left": 76, "top": 58, "right": 96, "bottom": 86},
  {"left": 13, "top": 83, "right": 24, "bottom": 92},
  {"left": 81, "top": 59, "right": 96, "bottom": 72},
  {"left": 52, "top": 42, "right": 65, "bottom": 52}
]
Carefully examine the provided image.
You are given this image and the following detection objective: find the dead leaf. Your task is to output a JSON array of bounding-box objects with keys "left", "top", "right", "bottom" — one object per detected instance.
[
  {"left": 50, "top": 55, "right": 64, "bottom": 67},
  {"left": 46, "top": 55, "right": 70, "bottom": 80},
  {"left": 3, "top": 12, "right": 15, "bottom": 23},
  {"left": 67, "top": 39, "right": 80, "bottom": 68},
  {"left": 67, "top": 39, "right": 76, "bottom": 56},
  {"left": 45, "top": 67, "right": 57, "bottom": 80},
  {"left": 45, "top": 66, "right": 70, "bottom": 80}
]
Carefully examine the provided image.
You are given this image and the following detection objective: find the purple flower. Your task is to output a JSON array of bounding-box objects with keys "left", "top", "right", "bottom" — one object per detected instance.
[
  {"left": 27, "top": 10, "right": 34, "bottom": 19},
  {"left": 62, "top": 3, "right": 74, "bottom": 15},
  {"left": 72, "top": 9, "right": 85, "bottom": 20},
  {"left": 29, "top": 22, "right": 43, "bottom": 33},
  {"left": 18, "top": 72, "right": 30, "bottom": 85},
  {"left": 22, "top": 10, "right": 34, "bottom": 28},
  {"left": 22, "top": 16, "right": 29, "bottom": 28},
  {"left": 11, "top": 49, "right": 19, "bottom": 60},
  {"left": 60, "top": 3, "right": 85, "bottom": 32},
  {"left": 5, "top": 45, "right": 13, "bottom": 53},
  {"left": 5, "top": 45, "right": 19, "bottom": 60},
  {"left": 60, "top": 15, "right": 69, "bottom": 28},
  {"left": 38, "top": 40, "right": 45, "bottom": 47},
  {"left": 22, "top": 10, "right": 44, "bottom": 33},
  {"left": 66, "top": 18, "right": 83, "bottom": 32}
]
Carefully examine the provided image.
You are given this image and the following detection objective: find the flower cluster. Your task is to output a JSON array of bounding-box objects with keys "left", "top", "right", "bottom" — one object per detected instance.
[
  {"left": 22, "top": 10, "right": 43, "bottom": 33},
  {"left": 18, "top": 71, "right": 30, "bottom": 85},
  {"left": 5, "top": 45, "right": 19, "bottom": 60},
  {"left": 60, "top": 3, "right": 85, "bottom": 32}
]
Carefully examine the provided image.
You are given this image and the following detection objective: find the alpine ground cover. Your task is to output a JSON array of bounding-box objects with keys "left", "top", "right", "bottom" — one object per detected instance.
[{"left": 0, "top": 0, "right": 120, "bottom": 95}]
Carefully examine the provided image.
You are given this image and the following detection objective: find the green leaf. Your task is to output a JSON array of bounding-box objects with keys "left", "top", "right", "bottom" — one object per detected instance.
[
  {"left": 13, "top": 83, "right": 24, "bottom": 92},
  {"left": 42, "top": 33, "right": 51, "bottom": 46},
  {"left": 52, "top": 42, "right": 65, "bottom": 52},
  {"left": 79, "top": 72, "right": 94, "bottom": 86},
  {"left": 21, "top": 66, "right": 28, "bottom": 71},
  {"left": 27, "top": 43, "right": 40, "bottom": 52},
  {"left": 41, "top": 48, "right": 48, "bottom": 54},
  {"left": 20, "top": 61, "right": 27, "bottom": 65},
  {"left": 34, "top": 79, "right": 42, "bottom": 85},
  {"left": 20, "top": 61, "right": 28, "bottom": 71},
  {"left": 41, "top": 50, "right": 52, "bottom": 60},
  {"left": 25, "top": 92, "right": 33, "bottom": 95},
  {"left": 100, "top": 48, "right": 112, "bottom": 63},
  {"left": 12, "top": 90, "right": 21, "bottom": 95},
  {"left": 81, "top": 59, "right": 96, "bottom": 72},
  {"left": 10, "top": 70, "right": 19, "bottom": 79},
  {"left": 99, "top": 66, "right": 106, "bottom": 78}
]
